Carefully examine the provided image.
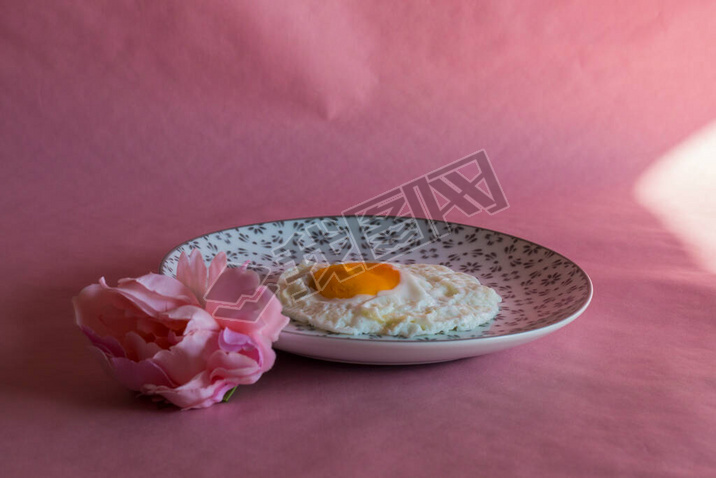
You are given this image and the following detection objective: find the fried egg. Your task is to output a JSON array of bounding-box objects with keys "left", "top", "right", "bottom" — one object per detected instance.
[{"left": 276, "top": 261, "right": 501, "bottom": 337}]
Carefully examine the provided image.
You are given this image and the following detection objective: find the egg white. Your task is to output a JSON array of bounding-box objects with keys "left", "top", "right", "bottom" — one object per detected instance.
[{"left": 276, "top": 262, "right": 501, "bottom": 337}]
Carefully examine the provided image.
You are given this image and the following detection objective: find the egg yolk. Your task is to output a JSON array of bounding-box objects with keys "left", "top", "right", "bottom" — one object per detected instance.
[{"left": 310, "top": 263, "right": 400, "bottom": 299}]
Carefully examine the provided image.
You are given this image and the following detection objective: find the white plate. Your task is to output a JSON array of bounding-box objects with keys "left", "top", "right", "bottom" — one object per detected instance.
[{"left": 160, "top": 216, "right": 593, "bottom": 365}]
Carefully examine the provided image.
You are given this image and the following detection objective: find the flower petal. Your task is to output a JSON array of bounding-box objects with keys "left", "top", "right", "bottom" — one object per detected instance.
[
  {"left": 208, "top": 333, "right": 276, "bottom": 385},
  {"left": 218, "top": 328, "right": 255, "bottom": 354},
  {"left": 213, "top": 287, "right": 289, "bottom": 342},
  {"left": 78, "top": 325, "right": 126, "bottom": 358},
  {"left": 174, "top": 305, "right": 219, "bottom": 334},
  {"left": 109, "top": 356, "right": 176, "bottom": 391},
  {"left": 123, "top": 331, "right": 163, "bottom": 361},
  {"left": 204, "top": 266, "right": 260, "bottom": 311},
  {"left": 207, "top": 252, "right": 228, "bottom": 292},
  {"left": 254, "top": 289, "right": 290, "bottom": 342},
  {"left": 147, "top": 372, "right": 235, "bottom": 410},
  {"left": 152, "top": 328, "right": 219, "bottom": 385},
  {"left": 208, "top": 352, "right": 266, "bottom": 385},
  {"left": 74, "top": 282, "right": 136, "bottom": 341},
  {"left": 176, "top": 250, "right": 209, "bottom": 304},
  {"left": 115, "top": 273, "right": 199, "bottom": 315}
]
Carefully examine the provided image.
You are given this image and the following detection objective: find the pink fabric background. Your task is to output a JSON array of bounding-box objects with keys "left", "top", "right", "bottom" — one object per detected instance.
[{"left": 2, "top": 1, "right": 715, "bottom": 476}]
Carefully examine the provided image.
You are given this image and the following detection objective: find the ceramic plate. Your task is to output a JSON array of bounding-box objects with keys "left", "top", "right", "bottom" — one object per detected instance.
[{"left": 160, "top": 215, "right": 593, "bottom": 365}]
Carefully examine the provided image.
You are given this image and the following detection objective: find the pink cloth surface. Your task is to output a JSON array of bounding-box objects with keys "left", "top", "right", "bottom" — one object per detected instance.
[{"left": 1, "top": 1, "right": 715, "bottom": 477}]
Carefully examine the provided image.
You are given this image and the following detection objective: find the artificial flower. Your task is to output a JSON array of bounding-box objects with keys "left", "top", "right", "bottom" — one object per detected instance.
[{"left": 73, "top": 250, "right": 288, "bottom": 409}]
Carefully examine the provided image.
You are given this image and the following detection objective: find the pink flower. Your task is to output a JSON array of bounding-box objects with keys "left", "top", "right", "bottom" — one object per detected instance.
[{"left": 73, "top": 250, "right": 289, "bottom": 410}]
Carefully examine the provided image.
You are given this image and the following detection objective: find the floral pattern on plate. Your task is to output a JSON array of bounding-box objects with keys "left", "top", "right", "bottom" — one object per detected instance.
[{"left": 160, "top": 215, "right": 592, "bottom": 345}]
